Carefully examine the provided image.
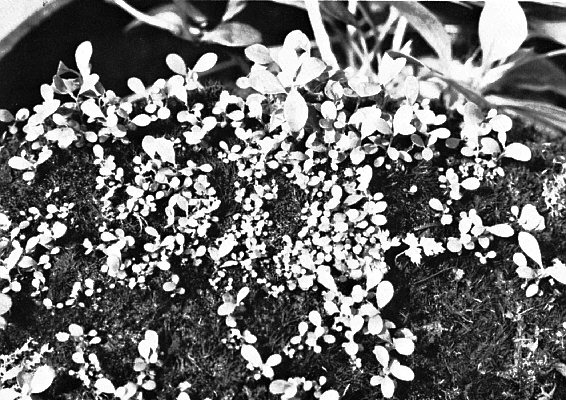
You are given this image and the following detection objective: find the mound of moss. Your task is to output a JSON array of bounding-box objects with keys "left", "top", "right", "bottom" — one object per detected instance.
[{"left": 0, "top": 32, "right": 565, "bottom": 400}]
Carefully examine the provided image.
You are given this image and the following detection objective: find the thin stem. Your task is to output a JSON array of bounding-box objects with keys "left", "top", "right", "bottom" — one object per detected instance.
[{"left": 304, "top": 0, "right": 339, "bottom": 70}]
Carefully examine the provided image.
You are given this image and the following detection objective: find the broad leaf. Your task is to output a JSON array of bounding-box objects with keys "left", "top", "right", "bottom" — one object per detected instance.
[
  {"left": 127, "top": 77, "right": 146, "bottom": 94},
  {"left": 377, "top": 53, "right": 406, "bottom": 86},
  {"left": 81, "top": 100, "right": 106, "bottom": 120},
  {"left": 479, "top": 0, "right": 527, "bottom": 67},
  {"left": 391, "top": 2, "right": 453, "bottom": 71},
  {"left": 245, "top": 44, "right": 273, "bottom": 64},
  {"left": 0, "top": 109, "right": 14, "bottom": 122},
  {"left": 461, "top": 177, "right": 480, "bottom": 191},
  {"left": 193, "top": 53, "right": 218, "bottom": 73},
  {"left": 390, "top": 360, "right": 415, "bottom": 381},
  {"left": 295, "top": 57, "right": 327, "bottom": 86},
  {"left": 95, "top": 378, "right": 116, "bottom": 394},
  {"left": 486, "top": 224, "right": 514, "bottom": 238},
  {"left": 8, "top": 156, "right": 32, "bottom": 170},
  {"left": 30, "top": 365, "right": 56, "bottom": 393},
  {"left": 166, "top": 54, "right": 187, "bottom": 75},
  {"left": 284, "top": 88, "right": 308, "bottom": 132},
  {"left": 393, "top": 338, "right": 415, "bottom": 355},
  {"left": 249, "top": 70, "right": 286, "bottom": 94},
  {"left": 502, "top": 143, "right": 531, "bottom": 162},
  {"left": 132, "top": 114, "right": 153, "bottom": 127},
  {"left": 518, "top": 231, "right": 543, "bottom": 267},
  {"left": 241, "top": 344, "right": 262, "bottom": 367},
  {"left": 201, "top": 22, "right": 262, "bottom": 47},
  {"left": 376, "top": 280, "right": 394, "bottom": 308}
]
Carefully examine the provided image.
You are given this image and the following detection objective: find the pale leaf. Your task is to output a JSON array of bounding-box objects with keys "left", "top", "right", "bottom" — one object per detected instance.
[
  {"left": 377, "top": 53, "right": 406, "bottom": 86},
  {"left": 241, "top": 344, "right": 262, "bottom": 367},
  {"left": 249, "top": 70, "right": 286, "bottom": 94},
  {"left": 518, "top": 232, "right": 543, "bottom": 267},
  {"left": 154, "top": 138, "right": 176, "bottom": 164},
  {"left": 429, "top": 198, "right": 444, "bottom": 212},
  {"left": 376, "top": 280, "right": 394, "bottom": 308},
  {"left": 284, "top": 88, "right": 308, "bottom": 132},
  {"left": 479, "top": 0, "right": 527, "bottom": 67},
  {"left": 295, "top": 57, "right": 327, "bottom": 86},
  {"left": 193, "top": 53, "right": 218, "bottom": 73},
  {"left": 8, "top": 156, "right": 33, "bottom": 170},
  {"left": 502, "top": 143, "right": 531, "bottom": 161},
  {"left": 127, "top": 77, "right": 146, "bottom": 94},
  {"left": 201, "top": 22, "right": 262, "bottom": 47},
  {"left": 166, "top": 54, "right": 187, "bottom": 75},
  {"left": 461, "top": 177, "right": 480, "bottom": 191},
  {"left": 0, "top": 293, "right": 12, "bottom": 315},
  {"left": 381, "top": 376, "right": 395, "bottom": 398},
  {"left": 390, "top": 360, "right": 415, "bottom": 381},
  {"left": 75, "top": 41, "right": 93, "bottom": 77},
  {"left": 526, "top": 282, "right": 539, "bottom": 297},
  {"left": 320, "top": 390, "right": 339, "bottom": 400},
  {"left": 236, "top": 287, "right": 250, "bottom": 303},
  {"left": 548, "top": 264, "right": 566, "bottom": 284},
  {"left": 30, "top": 365, "right": 56, "bottom": 393},
  {"left": 94, "top": 378, "right": 116, "bottom": 394},
  {"left": 245, "top": 44, "right": 273, "bottom": 64},
  {"left": 393, "top": 338, "right": 415, "bottom": 356},
  {"left": 486, "top": 224, "right": 514, "bottom": 237},
  {"left": 132, "top": 114, "right": 152, "bottom": 127}
]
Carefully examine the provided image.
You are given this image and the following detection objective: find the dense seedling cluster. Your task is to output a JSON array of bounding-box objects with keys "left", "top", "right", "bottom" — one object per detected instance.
[{"left": 0, "top": 30, "right": 565, "bottom": 400}]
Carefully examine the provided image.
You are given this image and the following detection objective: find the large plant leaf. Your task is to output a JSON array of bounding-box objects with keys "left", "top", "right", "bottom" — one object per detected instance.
[
  {"left": 201, "top": 22, "right": 262, "bottom": 47},
  {"left": 479, "top": 0, "right": 527, "bottom": 68},
  {"left": 486, "top": 95, "right": 566, "bottom": 135},
  {"left": 389, "top": 2, "right": 453, "bottom": 72}
]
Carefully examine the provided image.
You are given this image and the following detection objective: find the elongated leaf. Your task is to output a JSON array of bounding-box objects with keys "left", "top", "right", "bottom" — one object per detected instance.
[
  {"left": 241, "top": 344, "right": 262, "bottom": 367},
  {"left": 30, "top": 365, "right": 56, "bottom": 393},
  {"left": 81, "top": 101, "right": 105, "bottom": 119},
  {"left": 518, "top": 232, "right": 543, "bottom": 267},
  {"left": 249, "top": 70, "right": 286, "bottom": 94},
  {"left": 94, "top": 378, "right": 115, "bottom": 394},
  {"left": 245, "top": 44, "right": 273, "bottom": 64},
  {"left": 8, "top": 156, "right": 32, "bottom": 170},
  {"left": 284, "top": 88, "right": 308, "bottom": 132},
  {"left": 295, "top": 57, "right": 327, "bottom": 86},
  {"left": 166, "top": 54, "right": 187, "bottom": 75},
  {"left": 390, "top": 2, "right": 453, "bottom": 71},
  {"left": 75, "top": 41, "right": 92, "bottom": 77},
  {"left": 222, "top": 0, "right": 247, "bottom": 22},
  {"left": 502, "top": 143, "right": 531, "bottom": 162},
  {"left": 376, "top": 280, "right": 394, "bottom": 308},
  {"left": 127, "top": 77, "right": 146, "bottom": 94},
  {"left": 479, "top": 0, "right": 527, "bottom": 67},
  {"left": 390, "top": 360, "right": 415, "bottom": 381},
  {"left": 201, "top": 22, "right": 262, "bottom": 47},
  {"left": 0, "top": 293, "right": 11, "bottom": 315},
  {"left": 486, "top": 95, "right": 566, "bottom": 135},
  {"left": 193, "top": 53, "right": 218, "bottom": 73},
  {"left": 486, "top": 224, "right": 514, "bottom": 237}
]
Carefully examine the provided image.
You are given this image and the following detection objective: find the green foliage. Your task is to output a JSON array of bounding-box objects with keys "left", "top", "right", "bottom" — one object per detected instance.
[{"left": 0, "top": 29, "right": 565, "bottom": 400}]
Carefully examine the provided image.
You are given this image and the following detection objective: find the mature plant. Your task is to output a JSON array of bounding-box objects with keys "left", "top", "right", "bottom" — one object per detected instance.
[{"left": 0, "top": 25, "right": 565, "bottom": 400}]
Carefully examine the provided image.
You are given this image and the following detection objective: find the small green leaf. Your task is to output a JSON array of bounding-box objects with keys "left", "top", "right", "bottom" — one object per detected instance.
[
  {"left": 132, "top": 114, "right": 152, "bottom": 127},
  {"left": 127, "top": 77, "right": 146, "bottom": 94},
  {"left": 295, "top": 57, "right": 327, "bottom": 86},
  {"left": 245, "top": 44, "right": 273, "bottom": 64},
  {"left": 75, "top": 41, "right": 93, "bottom": 77},
  {"left": 390, "top": 360, "right": 415, "bottom": 381},
  {"left": 284, "top": 88, "right": 308, "bottom": 132},
  {"left": 377, "top": 53, "right": 407, "bottom": 86},
  {"left": 30, "top": 365, "right": 56, "bottom": 393},
  {"left": 0, "top": 109, "right": 14, "bottom": 123},
  {"left": 8, "top": 157, "right": 33, "bottom": 170},
  {"left": 193, "top": 53, "right": 218, "bottom": 73},
  {"left": 249, "top": 70, "right": 286, "bottom": 94},
  {"left": 94, "top": 378, "right": 115, "bottom": 394},
  {"left": 502, "top": 143, "right": 531, "bottom": 161},
  {"left": 0, "top": 293, "right": 12, "bottom": 315},
  {"left": 81, "top": 101, "right": 105, "bottom": 119},
  {"left": 375, "top": 280, "right": 394, "bottom": 308},
  {"left": 518, "top": 231, "right": 543, "bottom": 267},
  {"left": 166, "top": 54, "right": 187, "bottom": 75},
  {"left": 201, "top": 22, "right": 262, "bottom": 47}
]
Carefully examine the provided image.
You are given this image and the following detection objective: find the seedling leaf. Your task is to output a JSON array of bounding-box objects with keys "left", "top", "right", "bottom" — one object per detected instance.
[
  {"left": 502, "top": 142, "right": 531, "bottom": 161},
  {"left": 30, "top": 365, "right": 56, "bottom": 393},
  {"left": 518, "top": 232, "right": 543, "bottom": 267},
  {"left": 193, "top": 53, "right": 218, "bottom": 73},
  {"left": 95, "top": 378, "right": 116, "bottom": 394},
  {"left": 390, "top": 360, "right": 415, "bottom": 381},
  {"left": 284, "top": 88, "right": 308, "bottom": 132},
  {"left": 245, "top": 44, "right": 273, "bottom": 64},
  {"left": 0, "top": 293, "right": 12, "bottom": 315},
  {"left": 166, "top": 54, "right": 187, "bottom": 75},
  {"left": 376, "top": 280, "right": 394, "bottom": 308},
  {"left": 75, "top": 41, "right": 92, "bottom": 77}
]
